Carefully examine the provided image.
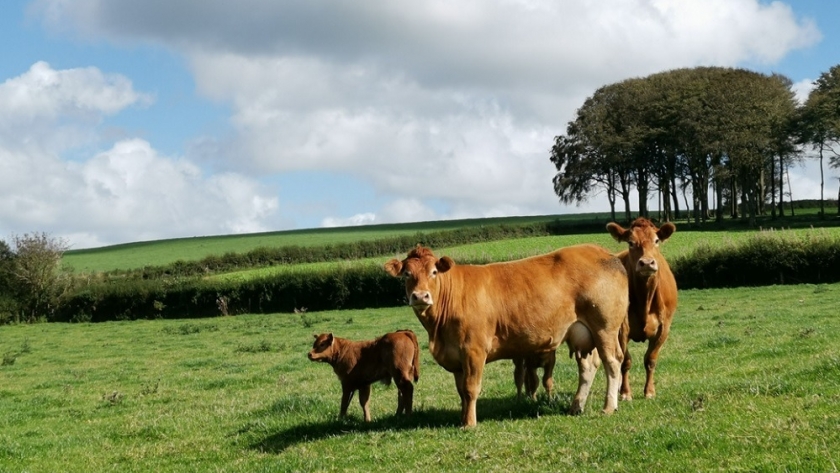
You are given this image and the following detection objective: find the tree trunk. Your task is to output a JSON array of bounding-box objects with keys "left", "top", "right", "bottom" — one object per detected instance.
[
  {"left": 778, "top": 154, "right": 785, "bottom": 218},
  {"left": 819, "top": 145, "right": 825, "bottom": 218}
]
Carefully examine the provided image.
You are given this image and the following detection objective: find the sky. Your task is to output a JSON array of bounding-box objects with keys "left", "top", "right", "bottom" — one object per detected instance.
[{"left": 1, "top": 0, "right": 838, "bottom": 249}]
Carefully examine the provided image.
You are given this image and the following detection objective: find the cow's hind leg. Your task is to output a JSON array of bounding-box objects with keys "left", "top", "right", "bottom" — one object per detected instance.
[
  {"left": 395, "top": 376, "right": 414, "bottom": 415},
  {"left": 570, "top": 348, "right": 600, "bottom": 415},
  {"left": 358, "top": 384, "right": 372, "bottom": 422},
  {"left": 593, "top": 331, "right": 623, "bottom": 414},
  {"left": 513, "top": 358, "right": 526, "bottom": 398},
  {"left": 524, "top": 363, "right": 540, "bottom": 400},
  {"left": 541, "top": 351, "right": 556, "bottom": 399}
]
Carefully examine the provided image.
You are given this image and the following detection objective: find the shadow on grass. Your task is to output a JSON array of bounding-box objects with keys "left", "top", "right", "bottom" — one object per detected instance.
[{"left": 246, "top": 394, "right": 574, "bottom": 453}]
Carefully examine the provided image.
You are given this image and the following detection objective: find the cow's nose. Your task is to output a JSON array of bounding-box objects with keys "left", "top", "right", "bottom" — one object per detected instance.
[
  {"left": 410, "top": 290, "right": 433, "bottom": 306},
  {"left": 637, "top": 257, "right": 658, "bottom": 273}
]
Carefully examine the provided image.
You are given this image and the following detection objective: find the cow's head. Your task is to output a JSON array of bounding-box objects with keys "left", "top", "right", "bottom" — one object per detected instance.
[
  {"left": 607, "top": 218, "right": 675, "bottom": 277},
  {"left": 308, "top": 333, "right": 335, "bottom": 362},
  {"left": 384, "top": 244, "right": 454, "bottom": 310}
]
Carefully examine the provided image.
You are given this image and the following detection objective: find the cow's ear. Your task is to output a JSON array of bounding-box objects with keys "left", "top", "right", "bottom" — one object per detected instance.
[
  {"left": 436, "top": 256, "right": 455, "bottom": 273},
  {"left": 606, "top": 222, "right": 630, "bottom": 242},
  {"left": 384, "top": 259, "right": 404, "bottom": 277},
  {"left": 313, "top": 333, "right": 318, "bottom": 340},
  {"left": 326, "top": 333, "right": 334, "bottom": 345},
  {"left": 657, "top": 222, "right": 676, "bottom": 242}
]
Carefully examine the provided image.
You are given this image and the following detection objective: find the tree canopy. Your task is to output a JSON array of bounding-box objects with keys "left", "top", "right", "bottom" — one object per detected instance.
[{"left": 550, "top": 65, "right": 840, "bottom": 223}]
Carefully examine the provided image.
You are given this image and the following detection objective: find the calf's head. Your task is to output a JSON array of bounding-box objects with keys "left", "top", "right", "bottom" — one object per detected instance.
[
  {"left": 384, "top": 245, "right": 454, "bottom": 310},
  {"left": 607, "top": 218, "right": 675, "bottom": 277},
  {"left": 308, "top": 333, "right": 336, "bottom": 362}
]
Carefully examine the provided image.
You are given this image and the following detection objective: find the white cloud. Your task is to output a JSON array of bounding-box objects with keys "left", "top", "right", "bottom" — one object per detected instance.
[
  {"left": 792, "top": 78, "right": 815, "bottom": 104},
  {"left": 0, "top": 62, "right": 278, "bottom": 248},
  {"left": 23, "top": 0, "right": 834, "bottom": 244},
  {"left": 321, "top": 213, "right": 377, "bottom": 228}
]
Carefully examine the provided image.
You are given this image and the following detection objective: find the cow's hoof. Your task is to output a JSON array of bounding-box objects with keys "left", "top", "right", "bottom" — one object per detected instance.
[
  {"left": 568, "top": 404, "right": 584, "bottom": 416},
  {"left": 620, "top": 393, "right": 633, "bottom": 401}
]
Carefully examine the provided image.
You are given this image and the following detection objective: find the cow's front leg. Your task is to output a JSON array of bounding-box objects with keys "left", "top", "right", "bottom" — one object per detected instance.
[
  {"left": 460, "top": 350, "right": 486, "bottom": 427},
  {"left": 643, "top": 324, "right": 670, "bottom": 399},
  {"left": 358, "top": 384, "right": 372, "bottom": 422},
  {"left": 619, "top": 321, "right": 633, "bottom": 401},
  {"left": 340, "top": 384, "right": 355, "bottom": 417}
]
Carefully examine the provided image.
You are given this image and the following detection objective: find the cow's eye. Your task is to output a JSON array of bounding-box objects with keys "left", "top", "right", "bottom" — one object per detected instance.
[
  {"left": 654, "top": 238, "right": 660, "bottom": 246},
  {"left": 627, "top": 241, "right": 636, "bottom": 248},
  {"left": 403, "top": 271, "right": 412, "bottom": 279},
  {"left": 431, "top": 269, "right": 438, "bottom": 278}
]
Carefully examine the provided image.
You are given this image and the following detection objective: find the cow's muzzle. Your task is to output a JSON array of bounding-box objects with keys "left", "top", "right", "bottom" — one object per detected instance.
[
  {"left": 636, "top": 257, "right": 659, "bottom": 276},
  {"left": 409, "top": 290, "right": 433, "bottom": 308}
]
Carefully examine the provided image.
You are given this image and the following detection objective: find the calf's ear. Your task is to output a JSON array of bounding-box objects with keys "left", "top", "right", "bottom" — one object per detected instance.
[
  {"left": 384, "top": 259, "right": 403, "bottom": 277},
  {"left": 326, "top": 333, "right": 334, "bottom": 345},
  {"left": 437, "top": 256, "right": 455, "bottom": 273},
  {"left": 606, "top": 222, "right": 629, "bottom": 242}
]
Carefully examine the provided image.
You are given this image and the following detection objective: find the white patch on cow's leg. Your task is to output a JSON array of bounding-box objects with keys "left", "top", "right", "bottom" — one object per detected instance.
[
  {"left": 570, "top": 349, "right": 598, "bottom": 415},
  {"left": 359, "top": 384, "right": 372, "bottom": 422},
  {"left": 595, "top": 334, "right": 623, "bottom": 414}
]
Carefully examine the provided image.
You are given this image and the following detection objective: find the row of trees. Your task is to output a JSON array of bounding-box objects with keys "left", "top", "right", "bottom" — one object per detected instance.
[{"left": 550, "top": 65, "right": 840, "bottom": 224}]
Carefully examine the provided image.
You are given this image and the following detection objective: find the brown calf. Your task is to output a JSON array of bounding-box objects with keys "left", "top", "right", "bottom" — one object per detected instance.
[
  {"left": 607, "top": 217, "right": 678, "bottom": 400},
  {"left": 308, "top": 330, "right": 420, "bottom": 421}
]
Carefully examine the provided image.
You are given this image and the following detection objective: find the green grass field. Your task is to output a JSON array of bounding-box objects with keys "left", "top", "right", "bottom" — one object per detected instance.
[
  {"left": 209, "top": 226, "right": 840, "bottom": 283},
  {"left": 62, "top": 213, "right": 611, "bottom": 273},
  {"left": 2, "top": 283, "right": 838, "bottom": 472}
]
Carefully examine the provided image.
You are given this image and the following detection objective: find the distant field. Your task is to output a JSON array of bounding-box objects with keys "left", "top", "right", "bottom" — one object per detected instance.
[
  {"left": 210, "top": 226, "right": 840, "bottom": 282},
  {"left": 62, "top": 213, "right": 610, "bottom": 273},
  {"left": 1, "top": 283, "right": 838, "bottom": 472}
]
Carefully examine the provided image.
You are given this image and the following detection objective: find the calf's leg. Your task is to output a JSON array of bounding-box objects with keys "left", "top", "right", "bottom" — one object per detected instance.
[
  {"left": 358, "top": 384, "right": 372, "bottom": 422},
  {"left": 339, "top": 385, "right": 355, "bottom": 417}
]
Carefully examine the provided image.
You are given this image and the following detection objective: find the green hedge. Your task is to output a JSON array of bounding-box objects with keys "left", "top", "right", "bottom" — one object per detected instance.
[
  {"left": 53, "top": 265, "right": 406, "bottom": 323},
  {"left": 103, "top": 221, "right": 593, "bottom": 280},
  {"left": 50, "top": 229, "right": 840, "bottom": 323},
  {"left": 672, "top": 230, "right": 840, "bottom": 288}
]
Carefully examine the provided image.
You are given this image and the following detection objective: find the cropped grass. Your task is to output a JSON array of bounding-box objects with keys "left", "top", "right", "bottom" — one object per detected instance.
[{"left": 2, "top": 283, "right": 839, "bottom": 472}]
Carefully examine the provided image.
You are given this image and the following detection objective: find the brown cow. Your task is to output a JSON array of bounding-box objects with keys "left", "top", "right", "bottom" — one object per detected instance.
[
  {"left": 512, "top": 351, "right": 556, "bottom": 400},
  {"left": 384, "top": 244, "right": 627, "bottom": 427},
  {"left": 307, "top": 330, "right": 420, "bottom": 422},
  {"left": 607, "top": 217, "right": 678, "bottom": 400}
]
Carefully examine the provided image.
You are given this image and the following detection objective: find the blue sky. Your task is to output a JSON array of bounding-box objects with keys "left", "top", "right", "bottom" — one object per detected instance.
[{"left": 1, "top": 0, "right": 838, "bottom": 249}]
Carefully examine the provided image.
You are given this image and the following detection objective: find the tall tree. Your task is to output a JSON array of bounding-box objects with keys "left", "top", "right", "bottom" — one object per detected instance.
[{"left": 799, "top": 65, "right": 840, "bottom": 216}]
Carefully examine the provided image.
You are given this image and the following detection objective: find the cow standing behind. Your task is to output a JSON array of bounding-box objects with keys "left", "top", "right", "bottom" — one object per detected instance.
[
  {"left": 607, "top": 217, "right": 678, "bottom": 400},
  {"left": 512, "top": 352, "right": 556, "bottom": 400},
  {"left": 384, "top": 244, "right": 628, "bottom": 427},
  {"left": 308, "top": 330, "right": 420, "bottom": 422}
]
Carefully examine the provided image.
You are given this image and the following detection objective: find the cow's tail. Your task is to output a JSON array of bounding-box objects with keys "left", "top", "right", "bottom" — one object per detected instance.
[{"left": 402, "top": 329, "right": 421, "bottom": 382}]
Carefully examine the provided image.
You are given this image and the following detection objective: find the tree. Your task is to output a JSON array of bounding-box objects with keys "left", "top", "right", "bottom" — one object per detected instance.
[
  {"left": 799, "top": 65, "right": 840, "bottom": 216},
  {"left": 7, "top": 233, "right": 71, "bottom": 323}
]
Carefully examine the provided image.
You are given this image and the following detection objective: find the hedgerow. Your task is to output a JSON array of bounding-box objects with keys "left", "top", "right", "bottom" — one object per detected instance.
[{"left": 46, "top": 228, "right": 840, "bottom": 323}]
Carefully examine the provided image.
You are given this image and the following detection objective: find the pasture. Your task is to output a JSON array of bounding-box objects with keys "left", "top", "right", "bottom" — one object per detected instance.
[
  {"left": 2, "top": 283, "right": 839, "bottom": 472},
  {"left": 62, "top": 213, "right": 609, "bottom": 273}
]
